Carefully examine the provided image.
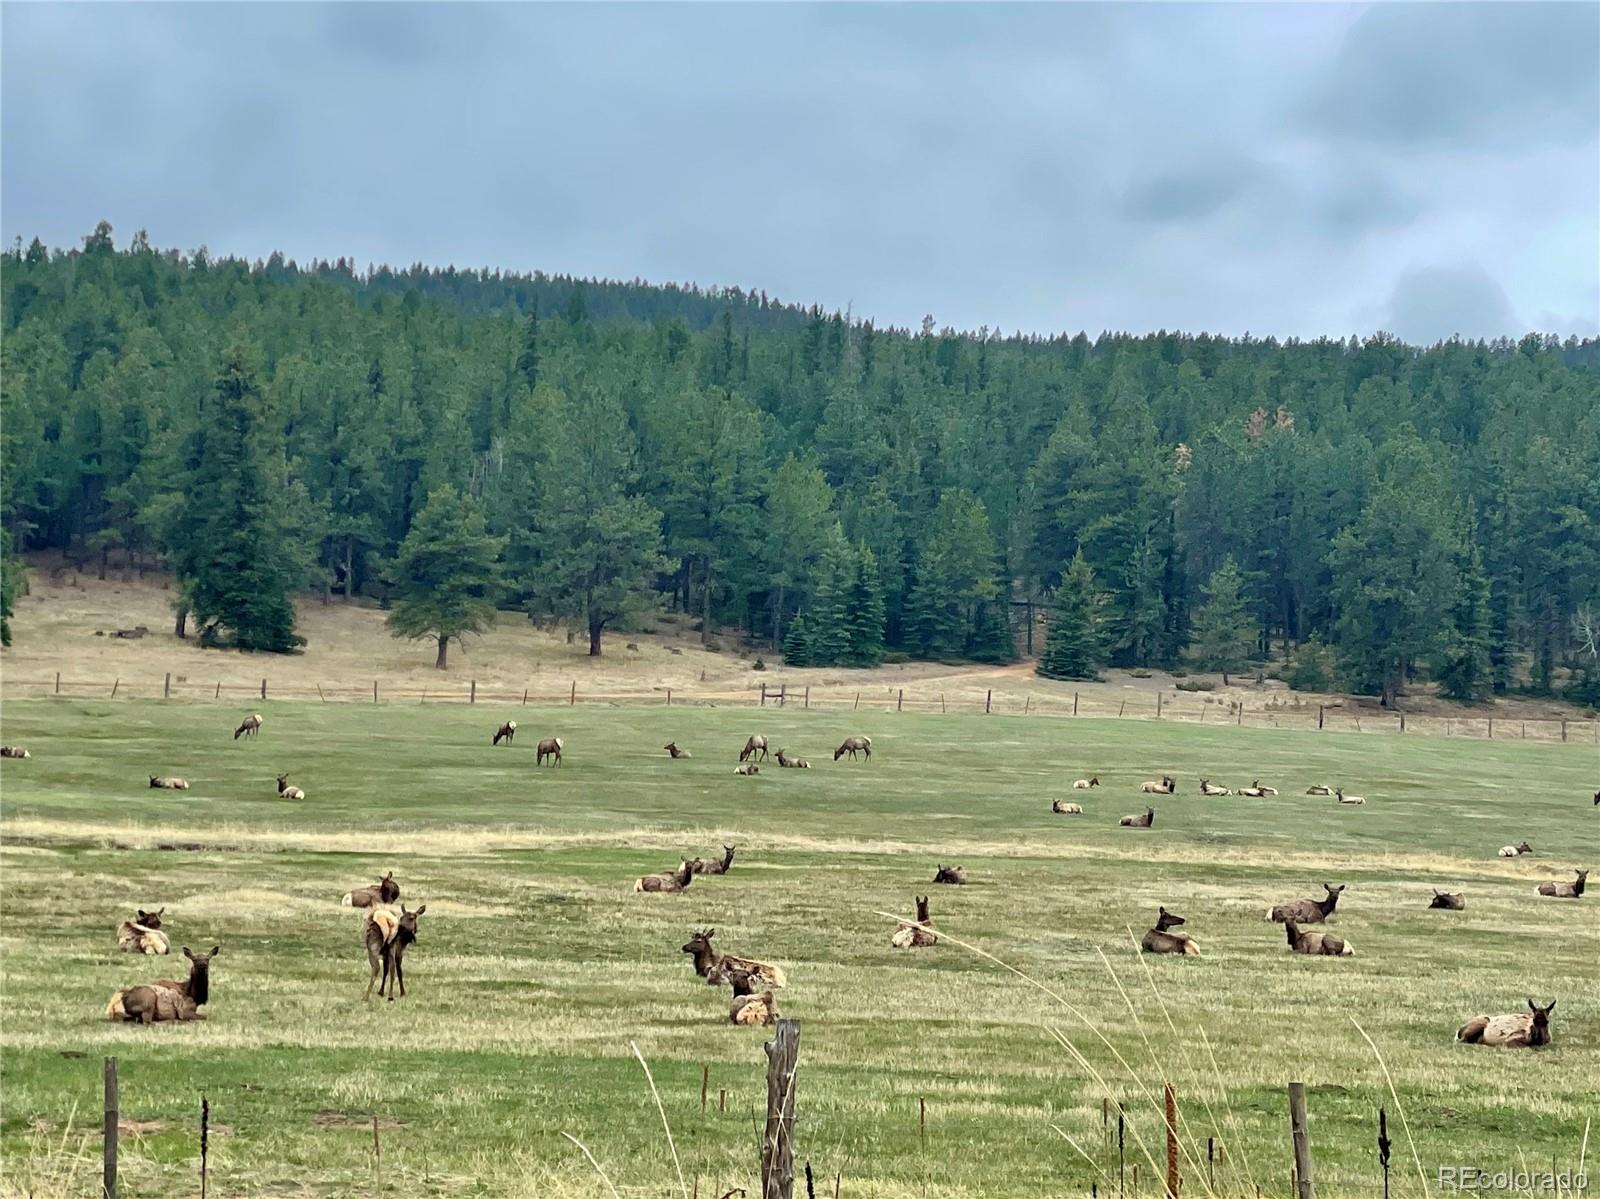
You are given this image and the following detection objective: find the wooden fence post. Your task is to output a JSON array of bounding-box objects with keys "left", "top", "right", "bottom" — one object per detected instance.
[
  {"left": 570, "top": 681, "right": 576, "bottom": 706},
  {"left": 701, "top": 1063, "right": 709, "bottom": 1111},
  {"left": 1024, "top": 694, "right": 1031, "bottom": 715},
  {"left": 374, "top": 680, "right": 379, "bottom": 704},
  {"left": 522, "top": 687, "right": 528, "bottom": 705},
  {"left": 215, "top": 681, "right": 221, "bottom": 699},
  {"left": 56, "top": 670, "right": 62, "bottom": 695},
  {"left": 1165, "top": 1082, "right": 1179, "bottom": 1198},
  {"left": 1317, "top": 704, "right": 1324, "bottom": 729},
  {"left": 667, "top": 688, "right": 672, "bottom": 706},
  {"left": 761, "top": 682, "right": 767, "bottom": 706},
  {"left": 1073, "top": 691, "right": 1079, "bottom": 716},
  {"left": 470, "top": 679, "right": 476, "bottom": 704},
  {"left": 103, "top": 1056, "right": 118, "bottom": 1199},
  {"left": 1377, "top": 1108, "right": 1391, "bottom": 1199},
  {"left": 985, "top": 689, "right": 992, "bottom": 714},
  {"left": 1487, "top": 717, "right": 1493, "bottom": 740},
  {"left": 200, "top": 1095, "right": 210, "bottom": 1199},
  {"left": 1156, "top": 693, "right": 1162, "bottom": 719},
  {"left": 761, "top": 1019, "right": 801, "bottom": 1199},
  {"left": 853, "top": 692, "right": 859, "bottom": 710},
  {"left": 261, "top": 678, "right": 267, "bottom": 700},
  {"left": 1237, "top": 703, "right": 1243, "bottom": 726},
  {"left": 1118, "top": 700, "right": 1126, "bottom": 717},
  {"left": 1287, "top": 1082, "right": 1316, "bottom": 1199},
  {"left": 897, "top": 689, "right": 903, "bottom": 712},
  {"left": 111, "top": 678, "right": 120, "bottom": 698},
  {"left": 316, "top": 683, "right": 326, "bottom": 703},
  {"left": 163, "top": 672, "right": 170, "bottom": 699},
  {"left": 1561, "top": 719, "right": 1568, "bottom": 742},
  {"left": 779, "top": 683, "right": 787, "bottom": 707}
]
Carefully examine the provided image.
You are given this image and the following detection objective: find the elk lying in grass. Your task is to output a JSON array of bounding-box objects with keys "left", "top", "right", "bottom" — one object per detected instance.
[
  {"left": 634, "top": 860, "right": 694, "bottom": 893},
  {"left": 117, "top": 909, "right": 170, "bottom": 955},
  {"left": 1335, "top": 789, "right": 1365, "bottom": 805},
  {"left": 933, "top": 864, "right": 967, "bottom": 885},
  {"left": 1535, "top": 869, "right": 1587, "bottom": 898},
  {"left": 681, "top": 929, "right": 787, "bottom": 987},
  {"left": 1141, "top": 907, "right": 1199, "bottom": 956},
  {"left": 364, "top": 905, "right": 425, "bottom": 1001},
  {"left": 1237, "top": 780, "right": 1276, "bottom": 798},
  {"left": 1283, "top": 920, "right": 1353, "bottom": 956},
  {"left": 0, "top": 746, "right": 30, "bottom": 759},
  {"left": 1267, "top": 883, "right": 1345, "bottom": 924},
  {"left": 1198, "top": 779, "right": 1230, "bottom": 797},
  {"left": 689, "top": 845, "right": 736, "bottom": 876},
  {"left": 1120, "top": 806, "right": 1155, "bottom": 828},
  {"left": 234, "top": 713, "right": 263, "bottom": 740},
  {"left": 107, "top": 946, "right": 217, "bottom": 1023},
  {"left": 1457, "top": 999, "right": 1555, "bottom": 1048},
  {"left": 150, "top": 776, "right": 190, "bottom": 790},
  {"left": 739, "top": 735, "right": 769, "bottom": 763},
  {"left": 1051, "top": 800, "right": 1083, "bottom": 814},
  {"left": 536, "top": 737, "right": 564, "bottom": 766},
  {"left": 890, "top": 896, "right": 936, "bottom": 948},
  {"left": 834, "top": 735, "right": 872, "bottom": 761},
  {"left": 1072, "top": 775, "right": 1100, "bottom": 789},
  {"left": 276, "top": 773, "right": 305, "bottom": 800},
  {"left": 342, "top": 871, "right": 400, "bottom": 909},
  {"left": 775, "top": 748, "right": 810, "bottom": 768},
  {"left": 1305, "top": 784, "right": 1333, "bottom": 796},
  {"left": 1141, "top": 776, "right": 1176, "bottom": 794},
  {"left": 664, "top": 741, "right": 691, "bottom": 758},
  {"left": 733, "top": 763, "right": 760, "bottom": 776},
  {"left": 726, "top": 967, "right": 780, "bottom": 1026},
  {"left": 493, "top": 720, "right": 517, "bottom": 746},
  {"left": 1498, "top": 841, "right": 1532, "bottom": 858},
  {"left": 1429, "top": 890, "right": 1466, "bottom": 910}
]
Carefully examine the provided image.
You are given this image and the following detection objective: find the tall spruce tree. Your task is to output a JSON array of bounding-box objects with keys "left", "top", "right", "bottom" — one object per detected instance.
[
  {"left": 1036, "top": 552, "right": 1107, "bottom": 680},
  {"left": 1189, "top": 558, "right": 1256, "bottom": 684},
  {"left": 0, "top": 528, "right": 22, "bottom": 646},
  {"left": 844, "top": 543, "right": 887, "bottom": 666},
  {"left": 386, "top": 485, "right": 505, "bottom": 669},
  {"left": 1435, "top": 540, "right": 1493, "bottom": 702}
]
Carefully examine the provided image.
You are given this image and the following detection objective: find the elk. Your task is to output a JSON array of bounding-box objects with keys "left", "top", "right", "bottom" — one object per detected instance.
[
  {"left": 1141, "top": 776, "right": 1176, "bottom": 794},
  {"left": 0, "top": 746, "right": 29, "bottom": 758},
  {"left": 1120, "top": 806, "right": 1155, "bottom": 828},
  {"left": 726, "top": 967, "right": 780, "bottom": 1026},
  {"left": 150, "top": 776, "right": 190, "bottom": 790},
  {"left": 1071, "top": 775, "right": 1100, "bottom": 789},
  {"left": 634, "top": 859, "right": 694, "bottom": 893},
  {"left": 1266, "top": 883, "right": 1345, "bottom": 924},
  {"left": 1283, "top": 920, "right": 1353, "bottom": 956},
  {"left": 1141, "top": 907, "right": 1200, "bottom": 956},
  {"left": 1498, "top": 841, "right": 1532, "bottom": 858},
  {"left": 689, "top": 845, "right": 737, "bottom": 876},
  {"left": 1457, "top": 999, "right": 1556, "bottom": 1048},
  {"left": 933, "top": 864, "right": 967, "bottom": 885},
  {"left": 681, "top": 929, "right": 787, "bottom": 988},
  {"left": 1535, "top": 869, "right": 1588, "bottom": 898},
  {"left": 493, "top": 720, "right": 517, "bottom": 746},
  {"left": 1237, "top": 780, "right": 1274, "bottom": 798},
  {"left": 739, "top": 735, "right": 769, "bottom": 763},
  {"left": 890, "top": 896, "right": 936, "bottom": 948},
  {"left": 276, "top": 773, "right": 305, "bottom": 800},
  {"left": 234, "top": 713, "right": 263, "bottom": 740},
  {"left": 664, "top": 741, "right": 691, "bottom": 758},
  {"left": 834, "top": 735, "right": 872, "bottom": 761},
  {"left": 107, "top": 946, "right": 217, "bottom": 1023},
  {"left": 1051, "top": 800, "right": 1083, "bottom": 814},
  {"left": 1335, "top": 788, "right": 1366, "bottom": 805},
  {"left": 364, "top": 904, "right": 425, "bottom": 1001},
  {"left": 342, "top": 871, "right": 400, "bottom": 909},
  {"left": 775, "top": 748, "right": 810, "bottom": 768},
  {"left": 1593, "top": 790, "right": 1599, "bottom": 806},
  {"left": 536, "top": 737, "right": 564, "bottom": 766},
  {"left": 1429, "top": 890, "right": 1466, "bottom": 910},
  {"left": 117, "top": 909, "right": 170, "bottom": 955},
  {"left": 1305, "top": 784, "right": 1333, "bottom": 796},
  {"left": 1198, "top": 779, "right": 1230, "bottom": 797},
  {"left": 733, "top": 763, "right": 760, "bottom": 776}
]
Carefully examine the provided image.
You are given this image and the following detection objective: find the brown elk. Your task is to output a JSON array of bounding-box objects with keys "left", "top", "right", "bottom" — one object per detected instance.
[
  {"left": 664, "top": 741, "right": 692, "bottom": 758},
  {"left": 1283, "top": 920, "right": 1354, "bottom": 956},
  {"left": 1428, "top": 890, "right": 1466, "bottom": 910},
  {"left": 739, "top": 735, "right": 769, "bottom": 763},
  {"left": 1120, "top": 806, "right": 1155, "bottom": 828},
  {"left": 493, "top": 720, "right": 517, "bottom": 746},
  {"left": 681, "top": 929, "right": 787, "bottom": 987},
  {"left": 107, "top": 946, "right": 218, "bottom": 1023},
  {"left": 890, "top": 896, "right": 936, "bottom": 948},
  {"left": 933, "top": 864, "right": 967, "bottom": 885},
  {"left": 1236, "top": 781, "right": 1273, "bottom": 798},
  {"left": 536, "top": 737, "right": 564, "bottom": 766},
  {"left": 726, "top": 967, "right": 780, "bottom": 1026},
  {"left": 1051, "top": 800, "right": 1083, "bottom": 814},
  {"left": 0, "top": 746, "right": 30, "bottom": 758},
  {"left": 1141, "top": 907, "right": 1200, "bottom": 956},
  {"left": 364, "top": 905, "right": 425, "bottom": 1001},
  {"left": 634, "top": 860, "right": 694, "bottom": 893},
  {"left": 1535, "top": 869, "right": 1588, "bottom": 898},
  {"left": 234, "top": 713, "right": 263, "bottom": 740},
  {"left": 775, "top": 748, "right": 810, "bottom": 768},
  {"left": 834, "top": 735, "right": 872, "bottom": 761},
  {"left": 342, "top": 871, "right": 400, "bottom": 909},
  {"left": 1457, "top": 999, "right": 1556, "bottom": 1048},
  {"left": 1267, "top": 883, "right": 1345, "bottom": 924},
  {"left": 733, "top": 763, "right": 761, "bottom": 776},
  {"left": 276, "top": 773, "right": 305, "bottom": 800},
  {"left": 1071, "top": 775, "right": 1099, "bottom": 789},
  {"left": 150, "top": 776, "right": 190, "bottom": 790},
  {"left": 117, "top": 909, "right": 170, "bottom": 955},
  {"left": 689, "top": 845, "right": 737, "bottom": 876},
  {"left": 1141, "top": 776, "right": 1176, "bottom": 794},
  {"left": 1198, "top": 779, "right": 1230, "bottom": 797}
]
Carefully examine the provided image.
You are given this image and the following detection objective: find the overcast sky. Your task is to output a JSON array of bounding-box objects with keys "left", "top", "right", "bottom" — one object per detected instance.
[{"left": 3, "top": 2, "right": 1596, "bottom": 342}]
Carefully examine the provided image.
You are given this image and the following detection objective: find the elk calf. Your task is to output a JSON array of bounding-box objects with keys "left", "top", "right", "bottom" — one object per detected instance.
[
  {"left": 664, "top": 741, "right": 691, "bottom": 758},
  {"left": 1120, "top": 806, "right": 1155, "bottom": 828},
  {"left": 150, "top": 775, "right": 190, "bottom": 790},
  {"left": 1267, "top": 882, "right": 1345, "bottom": 924},
  {"left": 276, "top": 773, "right": 305, "bottom": 800},
  {"left": 342, "top": 871, "right": 400, "bottom": 908},
  {"left": 536, "top": 737, "right": 564, "bottom": 766},
  {"left": 634, "top": 860, "right": 694, "bottom": 893},
  {"left": 739, "top": 735, "right": 769, "bottom": 763},
  {"left": 1498, "top": 841, "right": 1532, "bottom": 858},
  {"left": 0, "top": 746, "right": 29, "bottom": 759},
  {"left": 689, "top": 845, "right": 737, "bottom": 876},
  {"left": 1283, "top": 920, "right": 1354, "bottom": 956},
  {"left": 932, "top": 864, "right": 967, "bottom": 885},
  {"left": 1071, "top": 775, "right": 1099, "bottom": 789},
  {"left": 107, "top": 946, "right": 217, "bottom": 1023},
  {"left": 1428, "top": 890, "right": 1466, "bottom": 910},
  {"left": 365, "top": 905, "right": 425, "bottom": 1001},
  {"left": 834, "top": 735, "right": 872, "bottom": 761},
  {"left": 890, "top": 896, "right": 936, "bottom": 948},
  {"left": 1051, "top": 800, "right": 1083, "bottom": 814},
  {"left": 493, "top": 720, "right": 517, "bottom": 746},
  {"left": 1457, "top": 999, "right": 1555, "bottom": 1048},
  {"left": 726, "top": 967, "right": 780, "bottom": 1026},
  {"left": 117, "top": 909, "right": 170, "bottom": 955},
  {"left": 234, "top": 713, "right": 263, "bottom": 740},
  {"left": 1535, "top": 869, "right": 1588, "bottom": 898},
  {"left": 1141, "top": 907, "right": 1200, "bottom": 956}
]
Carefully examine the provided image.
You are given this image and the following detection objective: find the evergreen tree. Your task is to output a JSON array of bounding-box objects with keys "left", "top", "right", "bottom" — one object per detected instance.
[
  {"left": 1189, "top": 558, "right": 1257, "bottom": 684},
  {"left": 782, "top": 611, "right": 813, "bottom": 666},
  {"left": 0, "top": 528, "right": 23, "bottom": 646},
  {"left": 802, "top": 532, "right": 854, "bottom": 665},
  {"left": 386, "top": 485, "right": 505, "bottom": 669},
  {"left": 844, "top": 543, "right": 887, "bottom": 666},
  {"left": 1435, "top": 540, "right": 1494, "bottom": 702},
  {"left": 1036, "top": 552, "right": 1107, "bottom": 680},
  {"left": 515, "top": 300, "right": 541, "bottom": 390},
  {"left": 906, "top": 491, "right": 1001, "bottom": 659}
]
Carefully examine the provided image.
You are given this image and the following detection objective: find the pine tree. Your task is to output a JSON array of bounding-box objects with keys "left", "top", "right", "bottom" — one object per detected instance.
[
  {"left": 386, "top": 484, "right": 505, "bottom": 669},
  {"left": 0, "top": 529, "right": 23, "bottom": 646},
  {"left": 844, "top": 543, "right": 887, "bottom": 666},
  {"left": 804, "top": 534, "right": 854, "bottom": 665},
  {"left": 515, "top": 300, "right": 541, "bottom": 390},
  {"left": 1036, "top": 552, "right": 1107, "bottom": 680},
  {"left": 782, "top": 611, "right": 813, "bottom": 667},
  {"left": 1435, "top": 540, "right": 1493, "bottom": 702},
  {"left": 1189, "top": 558, "right": 1257, "bottom": 684}
]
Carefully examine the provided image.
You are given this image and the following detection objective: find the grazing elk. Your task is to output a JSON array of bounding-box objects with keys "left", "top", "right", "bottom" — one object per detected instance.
[
  {"left": 1141, "top": 776, "right": 1176, "bottom": 794},
  {"left": 342, "top": 871, "right": 400, "bottom": 909},
  {"left": 933, "top": 864, "right": 967, "bottom": 885},
  {"left": 1334, "top": 788, "right": 1366, "bottom": 805},
  {"left": 733, "top": 763, "right": 761, "bottom": 776},
  {"left": 1267, "top": 883, "right": 1345, "bottom": 924},
  {"left": 364, "top": 904, "right": 425, "bottom": 1001},
  {"left": 117, "top": 909, "right": 170, "bottom": 955},
  {"left": 107, "top": 946, "right": 218, "bottom": 1023},
  {"left": 1429, "top": 890, "right": 1466, "bottom": 910},
  {"left": 1304, "top": 784, "right": 1333, "bottom": 796},
  {"left": 1457, "top": 999, "right": 1556, "bottom": 1048},
  {"left": 0, "top": 746, "right": 30, "bottom": 759},
  {"left": 1051, "top": 800, "right": 1083, "bottom": 814},
  {"left": 890, "top": 896, "right": 936, "bottom": 948},
  {"left": 234, "top": 713, "right": 263, "bottom": 740},
  {"left": 493, "top": 720, "right": 517, "bottom": 746},
  {"left": 1199, "top": 779, "right": 1231, "bottom": 797},
  {"left": 834, "top": 735, "right": 872, "bottom": 761},
  {"left": 634, "top": 860, "right": 695, "bottom": 893},
  {"left": 726, "top": 967, "right": 780, "bottom": 1026},
  {"left": 1283, "top": 920, "right": 1354, "bottom": 956},
  {"left": 1535, "top": 869, "right": 1588, "bottom": 898},
  {"left": 536, "top": 737, "right": 564, "bottom": 766},
  {"left": 150, "top": 776, "right": 190, "bottom": 790},
  {"left": 689, "top": 845, "right": 737, "bottom": 876},
  {"left": 682, "top": 929, "right": 787, "bottom": 988},
  {"left": 1140, "top": 907, "right": 1200, "bottom": 956},
  {"left": 1498, "top": 841, "right": 1533, "bottom": 858},
  {"left": 276, "top": 773, "right": 305, "bottom": 800},
  {"left": 1120, "top": 806, "right": 1156, "bottom": 828},
  {"left": 664, "top": 742, "right": 691, "bottom": 758},
  {"left": 739, "top": 735, "right": 769, "bottom": 763},
  {"left": 775, "top": 748, "right": 810, "bottom": 768},
  {"left": 1071, "top": 775, "right": 1100, "bottom": 789}
]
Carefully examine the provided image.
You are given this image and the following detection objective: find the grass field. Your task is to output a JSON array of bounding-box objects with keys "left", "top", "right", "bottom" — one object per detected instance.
[{"left": 0, "top": 698, "right": 1596, "bottom": 1198}]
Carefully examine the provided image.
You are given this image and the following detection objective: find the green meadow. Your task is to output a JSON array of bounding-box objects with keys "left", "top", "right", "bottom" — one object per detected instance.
[{"left": 1, "top": 698, "right": 1595, "bottom": 1198}]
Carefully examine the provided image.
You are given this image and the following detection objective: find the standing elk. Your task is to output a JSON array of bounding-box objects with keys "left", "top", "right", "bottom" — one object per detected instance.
[
  {"left": 1283, "top": 920, "right": 1354, "bottom": 956},
  {"left": 689, "top": 845, "right": 737, "bottom": 876},
  {"left": 1267, "top": 883, "right": 1345, "bottom": 924},
  {"left": 1429, "top": 890, "right": 1466, "bottom": 910},
  {"left": 1071, "top": 776, "right": 1100, "bottom": 789},
  {"left": 682, "top": 929, "right": 787, "bottom": 988},
  {"left": 536, "top": 737, "right": 564, "bottom": 767},
  {"left": 1141, "top": 776, "right": 1176, "bottom": 794},
  {"left": 117, "top": 909, "right": 170, "bottom": 955},
  {"left": 1141, "top": 906, "right": 1200, "bottom": 956},
  {"left": 1120, "top": 806, "right": 1155, "bottom": 828},
  {"left": 276, "top": 773, "right": 305, "bottom": 800},
  {"left": 634, "top": 860, "right": 695, "bottom": 893},
  {"left": 834, "top": 735, "right": 872, "bottom": 761},
  {"left": 493, "top": 720, "right": 517, "bottom": 746},
  {"left": 1535, "top": 869, "right": 1588, "bottom": 898},
  {"left": 890, "top": 896, "right": 936, "bottom": 948},
  {"left": 150, "top": 776, "right": 190, "bottom": 790},
  {"left": 342, "top": 871, "right": 400, "bottom": 909},
  {"left": 664, "top": 741, "right": 692, "bottom": 758},
  {"left": 0, "top": 746, "right": 30, "bottom": 758},
  {"left": 364, "top": 904, "right": 425, "bottom": 1001},
  {"left": 739, "top": 735, "right": 769, "bottom": 763},
  {"left": 1457, "top": 999, "right": 1555, "bottom": 1048},
  {"left": 234, "top": 713, "right": 263, "bottom": 740},
  {"left": 107, "top": 946, "right": 218, "bottom": 1023}
]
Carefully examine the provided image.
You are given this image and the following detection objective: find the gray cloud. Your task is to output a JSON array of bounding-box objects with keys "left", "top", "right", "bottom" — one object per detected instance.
[
  {"left": 2, "top": 2, "right": 1594, "bottom": 342},
  {"left": 1385, "top": 264, "right": 1520, "bottom": 345}
]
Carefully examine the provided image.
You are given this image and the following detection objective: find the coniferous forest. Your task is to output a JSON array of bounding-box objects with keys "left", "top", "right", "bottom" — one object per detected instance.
[{"left": 3, "top": 224, "right": 1598, "bottom": 704}]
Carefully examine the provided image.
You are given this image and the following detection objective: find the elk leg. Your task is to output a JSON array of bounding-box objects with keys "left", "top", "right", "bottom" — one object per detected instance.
[
  {"left": 365, "top": 942, "right": 381, "bottom": 1000},
  {"left": 394, "top": 952, "right": 406, "bottom": 999}
]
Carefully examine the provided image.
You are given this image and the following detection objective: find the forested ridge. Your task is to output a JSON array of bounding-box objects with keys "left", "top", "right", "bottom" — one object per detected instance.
[{"left": 3, "top": 224, "right": 1597, "bottom": 703}]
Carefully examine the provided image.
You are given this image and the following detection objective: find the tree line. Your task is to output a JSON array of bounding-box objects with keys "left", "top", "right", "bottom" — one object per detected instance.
[{"left": 3, "top": 223, "right": 1597, "bottom": 703}]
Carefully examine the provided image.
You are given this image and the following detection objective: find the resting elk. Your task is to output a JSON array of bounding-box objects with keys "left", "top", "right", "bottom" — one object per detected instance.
[{"left": 1457, "top": 999, "right": 1556, "bottom": 1048}]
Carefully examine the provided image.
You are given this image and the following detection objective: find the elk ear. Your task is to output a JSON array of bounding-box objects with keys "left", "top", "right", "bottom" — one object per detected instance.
[
  {"left": 400, "top": 904, "right": 410, "bottom": 915},
  {"left": 706, "top": 928, "right": 715, "bottom": 938},
  {"left": 1528, "top": 997, "right": 1537, "bottom": 1012},
  {"left": 183, "top": 947, "right": 194, "bottom": 960},
  {"left": 209, "top": 946, "right": 220, "bottom": 957},
  {"left": 1545, "top": 1000, "right": 1555, "bottom": 1013},
  {"left": 413, "top": 904, "right": 425, "bottom": 916}
]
